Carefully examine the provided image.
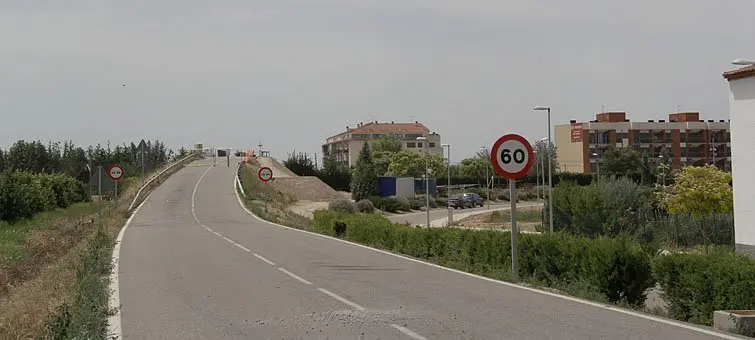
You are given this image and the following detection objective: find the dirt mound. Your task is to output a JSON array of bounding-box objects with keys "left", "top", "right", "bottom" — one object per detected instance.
[
  {"left": 274, "top": 176, "right": 345, "bottom": 202},
  {"left": 256, "top": 157, "right": 296, "bottom": 178}
]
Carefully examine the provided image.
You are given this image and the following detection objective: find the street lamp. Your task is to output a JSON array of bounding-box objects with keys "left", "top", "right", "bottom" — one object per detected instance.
[
  {"left": 733, "top": 58, "right": 755, "bottom": 66},
  {"left": 534, "top": 106, "right": 554, "bottom": 233},
  {"left": 480, "top": 146, "right": 490, "bottom": 209},
  {"left": 442, "top": 143, "right": 452, "bottom": 225},
  {"left": 538, "top": 138, "right": 547, "bottom": 214},
  {"left": 659, "top": 154, "right": 667, "bottom": 186},
  {"left": 417, "top": 136, "right": 430, "bottom": 228},
  {"left": 592, "top": 152, "right": 600, "bottom": 179}
]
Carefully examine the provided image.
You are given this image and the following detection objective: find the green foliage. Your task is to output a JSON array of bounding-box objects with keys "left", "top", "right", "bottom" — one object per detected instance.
[
  {"left": 552, "top": 177, "right": 653, "bottom": 237},
  {"left": 371, "top": 136, "right": 403, "bottom": 153},
  {"left": 661, "top": 165, "right": 733, "bottom": 218},
  {"left": 312, "top": 211, "right": 654, "bottom": 306},
  {"left": 653, "top": 251, "right": 755, "bottom": 326},
  {"left": 371, "top": 151, "right": 393, "bottom": 176},
  {"left": 555, "top": 172, "right": 593, "bottom": 186},
  {"left": 370, "top": 196, "right": 410, "bottom": 213},
  {"left": 350, "top": 142, "right": 378, "bottom": 201},
  {"left": 41, "top": 229, "right": 113, "bottom": 339},
  {"left": 328, "top": 199, "right": 356, "bottom": 213},
  {"left": 283, "top": 150, "right": 318, "bottom": 176},
  {"left": 408, "top": 198, "right": 423, "bottom": 210},
  {"left": 355, "top": 199, "right": 375, "bottom": 213},
  {"left": 0, "top": 171, "right": 90, "bottom": 223},
  {"left": 602, "top": 146, "right": 645, "bottom": 180},
  {"left": 386, "top": 151, "right": 445, "bottom": 178},
  {"left": 317, "top": 157, "right": 351, "bottom": 192},
  {"left": 415, "top": 194, "right": 438, "bottom": 208},
  {"left": 527, "top": 140, "right": 559, "bottom": 177}
]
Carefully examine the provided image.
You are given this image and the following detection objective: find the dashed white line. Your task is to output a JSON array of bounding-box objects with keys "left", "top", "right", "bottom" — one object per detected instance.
[
  {"left": 390, "top": 324, "right": 429, "bottom": 340},
  {"left": 278, "top": 268, "right": 312, "bottom": 285},
  {"left": 253, "top": 253, "right": 276, "bottom": 266},
  {"left": 235, "top": 243, "right": 252, "bottom": 252},
  {"left": 221, "top": 236, "right": 234, "bottom": 243},
  {"left": 317, "top": 288, "right": 365, "bottom": 311}
]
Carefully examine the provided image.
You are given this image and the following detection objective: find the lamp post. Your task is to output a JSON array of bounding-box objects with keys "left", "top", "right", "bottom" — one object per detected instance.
[
  {"left": 481, "top": 146, "right": 490, "bottom": 209},
  {"left": 592, "top": 152, "right": 600, "bottom": 179},
  {"left": 534, "top": 105, "right": 554, "bottom": 233},
  {"left": 442, "top": 143, "right": 451, "bottom": 224},
  {"left": 538, "top": 137, "right": 548, "bottom": 227},
  {"left": 733, "top": 58, "right": 755, "bottom": 66},
  {"left": 417, "top": 136, "right": 430, "bottom": 227}
]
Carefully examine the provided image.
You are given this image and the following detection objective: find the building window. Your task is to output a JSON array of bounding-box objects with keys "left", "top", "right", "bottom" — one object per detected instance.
[
  {"left": 407, "top": 142, "right": 416, "bottom": 148},
  {"left": 372, "top": 134, "right": 384, "bottom": 139},
  {"left": 429, "top": 142, "right": 436, "bottom": 148},
  {"left": 406, "top": 134, "right": 423, "bottom": 139},
  {"left": 417, "top": 142, "right": 423, "bottom": 148}
]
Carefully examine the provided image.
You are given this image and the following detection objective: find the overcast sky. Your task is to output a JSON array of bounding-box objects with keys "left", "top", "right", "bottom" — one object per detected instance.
[{"left": 2, "top": 0, "right": 754, "bottom": 161}]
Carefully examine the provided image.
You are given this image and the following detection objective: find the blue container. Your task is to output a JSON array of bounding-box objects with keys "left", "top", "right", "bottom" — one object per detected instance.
[
  {"left": 378, "top": 176, "right": 397, "bottom": 197},
  {"left": 414, "top": 178, "right": 437, "bottom": 195}
]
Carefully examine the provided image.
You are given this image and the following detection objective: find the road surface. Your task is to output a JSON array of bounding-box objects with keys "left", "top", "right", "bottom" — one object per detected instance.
[{"left": 117, "top": 159, "right": 742, "bottom": 339}]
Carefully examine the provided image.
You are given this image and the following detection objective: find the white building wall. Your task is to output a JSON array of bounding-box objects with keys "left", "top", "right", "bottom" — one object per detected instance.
[{"left": 728, "top": 76, "right": 755, "bottom": 255}]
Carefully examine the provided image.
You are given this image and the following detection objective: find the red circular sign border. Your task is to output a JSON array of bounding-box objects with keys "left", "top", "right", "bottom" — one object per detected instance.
[
  {"left": 107, "top": 164, "right": 124, "bottom": 181},
  {"left": 490, "top": 134, "right": 535, "bottom": 180},
  {"left": 258, "top": 166, "right": 273, "bottom": 182}
]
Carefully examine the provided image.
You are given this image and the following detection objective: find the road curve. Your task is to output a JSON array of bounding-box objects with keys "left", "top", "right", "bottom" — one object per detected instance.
[{"left": 117, "top": 159, "right": 742, "bottom": 339}]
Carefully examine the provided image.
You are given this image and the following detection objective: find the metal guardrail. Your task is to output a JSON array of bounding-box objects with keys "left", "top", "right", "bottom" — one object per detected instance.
[
  {"left": 235, "top": 160, "right": 246, "bottom": 196},
  {"left": 127, "top": 153, "right": 198, "bottom": 211}
]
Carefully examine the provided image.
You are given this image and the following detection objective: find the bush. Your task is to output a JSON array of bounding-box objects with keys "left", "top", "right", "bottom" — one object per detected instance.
[
  {"left": 408, "top": 198, "right": 423, "bottom": 210},
  {"left": 328, "top": 199, "right": 356, "bottom": 213},
  {"left": 356, "top": 199, "right": 375, "bottom": 213},
  {"left": 312, "top": 210, "right": 655, "bottom": 306},
  {"left": 0, "top": 171, "right": 90, "bottom": 223},
  {"left": 374, "top": 196, "right": 411, "bottom": 213},
  {"left": 653, "top": 251, "right": 755, "bottom": 326},
  {"left": 434, "top": 196, "right": 447, "bottom": 207}
]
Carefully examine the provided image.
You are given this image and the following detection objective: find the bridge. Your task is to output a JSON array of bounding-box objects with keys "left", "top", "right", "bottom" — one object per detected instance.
[{"left": 110, "top": 155, "right": 741, "bottom": 339}]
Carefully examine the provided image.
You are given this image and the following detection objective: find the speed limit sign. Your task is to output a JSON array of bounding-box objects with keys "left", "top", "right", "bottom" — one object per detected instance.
[{"left": 490, "top": 134, "right": 534, "bottom": 180}]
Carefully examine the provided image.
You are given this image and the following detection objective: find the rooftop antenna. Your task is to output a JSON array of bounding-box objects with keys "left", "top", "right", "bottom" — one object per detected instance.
[
  {"left": 257, "top": 141, "right": 263, "bottom": 155},
  {"left": 676, "top": 104, "right": 682, "bottom": 113},
  {"left": 409, "top": 115, "right": 416, "bottom": 122},
  {"left": 371, "top": 114, "right": 376, "bottom": 122},
  {"left": 601, "top": 105, "right": 606, "bottom": 113}
]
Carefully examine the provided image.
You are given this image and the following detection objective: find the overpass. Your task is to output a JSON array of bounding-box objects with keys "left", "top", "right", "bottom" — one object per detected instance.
[{"left": 110, "top": 157, "right": 744, "bottom": 339}]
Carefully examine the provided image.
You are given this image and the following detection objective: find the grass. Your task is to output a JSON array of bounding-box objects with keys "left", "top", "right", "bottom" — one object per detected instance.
[
  {"left": 238, "top": 163, "right": 311, "bottom": 230},
  {"left": 487, "top": 208, "right": 543, "bottom": 223}
]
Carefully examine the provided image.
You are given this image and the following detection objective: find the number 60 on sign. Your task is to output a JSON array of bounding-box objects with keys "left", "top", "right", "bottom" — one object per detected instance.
[{"left": 490, "top": 134, "right": 535, "bottom": 179}]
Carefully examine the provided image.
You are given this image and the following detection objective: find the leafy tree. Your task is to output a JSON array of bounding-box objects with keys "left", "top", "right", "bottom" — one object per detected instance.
[
  {"left": 661, "top": 165, "right": 733, "bottom": 218},
  {"left": 372, "top": 150, "right": 393, "bottom": 175},
  {"left": 318, "top": 157, "right": 351, "bottom": 191},
  {"left": 386, "top": 151, "right": 445, "bottom": 178},
  {"left": 458, "top": 156, "right": 488, "bottom": 185},
  {"left": 372, "top": 136, "right": 403, "bottom": 153},
  {"left": 528, "top": 140, "right": 559, "bottom": 177},
  {"left": 0, "top": 148, "right": 5, "bottom": 172},
  {"left": 351, "top": 142, "right": 378, "bottom": 201},
  {"left": 602, "top": 147, "right": 644, "bottom": 179},
  {"left": 283, "top": 150, "right": 318, "bottom": 176}
]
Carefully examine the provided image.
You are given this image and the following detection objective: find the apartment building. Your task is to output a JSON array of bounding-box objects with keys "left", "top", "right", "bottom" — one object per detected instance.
[
  {"left": 555, "top": 111, "right": 731, "bottom": 174},
  {"left": 724, "top": 63, "right": 755, "bottom": 256},
  {"left": 322, "top": 121, "right": 443, "bottom": 167}
]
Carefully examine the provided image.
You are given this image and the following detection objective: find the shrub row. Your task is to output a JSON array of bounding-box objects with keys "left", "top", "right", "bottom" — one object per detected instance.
[
  {"left": 0, "top": 171, "right": 89, "bottom": 223},
  {"left": 653, "top": 251, "right": 755, "bottom": 327},
  {"left": 312, "top": 210, "right": 655, "bottom": 306}
]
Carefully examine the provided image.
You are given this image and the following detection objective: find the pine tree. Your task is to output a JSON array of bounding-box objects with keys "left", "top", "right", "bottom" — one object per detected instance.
[{"left": 351, "top": 142, "right": 378, "bottom": 201}]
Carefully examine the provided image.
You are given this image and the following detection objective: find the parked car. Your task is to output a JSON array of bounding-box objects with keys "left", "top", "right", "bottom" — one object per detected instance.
[
  {"left": 446, "top": 193, "right": 484, "bottom": 209},
  {"left": 461, "top": 193, "right": 484, "bottom": 207}
]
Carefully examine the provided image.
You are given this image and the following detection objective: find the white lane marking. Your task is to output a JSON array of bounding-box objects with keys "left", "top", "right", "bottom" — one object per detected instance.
[
  {"left": 107, "top": 192, "right": 153, "bottom": 340},
  {"left": 317, "top": 288, "right": 365, "bottom": 311},
  {"left": 233, "top": 170, "right": 743, "bottom": 340},
  {"left": 253, "top": 253, "right": 276, "bottom": 266},
  {"left": 221, "top": 236, "right": 234, "bottom": 243},
  {"left": 278, "top": 267, "right": 312, "bottom": 285},
  {"left": 235, "top": 243, "right": 252, "bottom": 252},
  {"left": 190, "top": 166, "right": 213, "bottom": 226},
  {"left": 390, "top": 324, "right": 429, "bottom": 340}
]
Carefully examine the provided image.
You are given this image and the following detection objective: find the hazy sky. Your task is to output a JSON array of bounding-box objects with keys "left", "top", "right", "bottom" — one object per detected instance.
[{"left": 2, "top": 1, "right": 754, "bottom": 161}]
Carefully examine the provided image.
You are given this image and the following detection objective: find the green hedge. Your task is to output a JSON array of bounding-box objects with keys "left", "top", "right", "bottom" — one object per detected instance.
[
  {"left": 0, "top": 171, "right": 89, "bottom": 223},
  {"left": 653, "top": 251, "right": 755, "bottom": 326},
  {"left": 313, "top": 210, "right": 655, "bottom": 306}
]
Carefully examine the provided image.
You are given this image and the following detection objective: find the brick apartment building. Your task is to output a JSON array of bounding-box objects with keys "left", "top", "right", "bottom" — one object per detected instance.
[
  {"left": 322, "top": 121, "right": 443, "bottom": 167},
  {"left": 555, "top": 111, "right": 731, "bottom": 174}
]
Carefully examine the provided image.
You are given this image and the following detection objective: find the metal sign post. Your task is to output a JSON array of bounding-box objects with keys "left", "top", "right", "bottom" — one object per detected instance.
[
  {"left": 107, "top": 164, "right": 124, "bottom": 210},
  {"left": 139, "top": 139, "right": 146, "bottom": 178},
  {"left": 258, "top": 167, "right": 274, "bottom": 212},
  {"left": 227, "top": 149, "right": 230, "bottom": 167},
  {"left": 490, "top": 134, "right": 535, "bottom": 282}
]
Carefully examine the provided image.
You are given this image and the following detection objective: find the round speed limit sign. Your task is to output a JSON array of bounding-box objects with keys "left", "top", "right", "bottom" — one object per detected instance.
[{"left": 490, "top": 134, "right": 535, "bottom": 179}]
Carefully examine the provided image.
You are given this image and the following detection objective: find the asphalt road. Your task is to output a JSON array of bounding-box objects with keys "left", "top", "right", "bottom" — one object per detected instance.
[
  {"left": 118, "top": 159, "right": 743, "bottom": 339},
  {"left": 386, "top": 202, "right": 542, "bottom": 227}
]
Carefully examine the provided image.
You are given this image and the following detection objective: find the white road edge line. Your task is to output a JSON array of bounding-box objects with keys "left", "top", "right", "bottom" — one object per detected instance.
[
  {"left": 253, "top": 253, "right": 276, "bottom": 266},
  {"left": 278, "top": 267, "right": 312, "bottom": 285},
  {"left": 390, "top": 324, "right": 429, "bottom": 340},
  {"left": 191, "top": 166, "right": 213, "bottom": 226},
  {"left": 232, "top": 166, "right": 744, "bottom": 340},
  {"left": 317, "top": 288, "right": 365, "bottom": 311},
  {"left": 107, "top": 192, "right": 153, "bottom": 340},
  {"left": 235, "top": 243, "right": 252, "bottom": 252}
]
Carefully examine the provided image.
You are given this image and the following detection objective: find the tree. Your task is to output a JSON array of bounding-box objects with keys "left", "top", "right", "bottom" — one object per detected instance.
[
  {"left": 528, "top": 140, "right": 559, "bottom": 177},
  {"left": 661, "top": 165, "right": 733, "bottom": 218},
  {"left": 372, "top": 150, "right": 393, "bottom": 176},
  {"left": 351, "top": 142, "right": 378, "bottom": 201},
  {"left": 602, "top": 147, "right": 644, "bottom": 179},
  {"left": 458, "top": 156, "right": 488, "bottom": 185},
  {"left": 386, "top": 151, "right": 445, "bottom": 178},
  {"left": 318, "top": 157, "right": 351, "bottom": 191},
  {"left": 372, "top": 136, "right": 403, "bottom": 153},
  {"left": 283, "top": 150, "right": 317, "bottom": 176}
]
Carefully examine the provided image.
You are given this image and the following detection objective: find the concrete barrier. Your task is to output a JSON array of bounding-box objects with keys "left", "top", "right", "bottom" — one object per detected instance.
[{"left": 127, "top": 154, "right": 198, "bottom": 211}]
